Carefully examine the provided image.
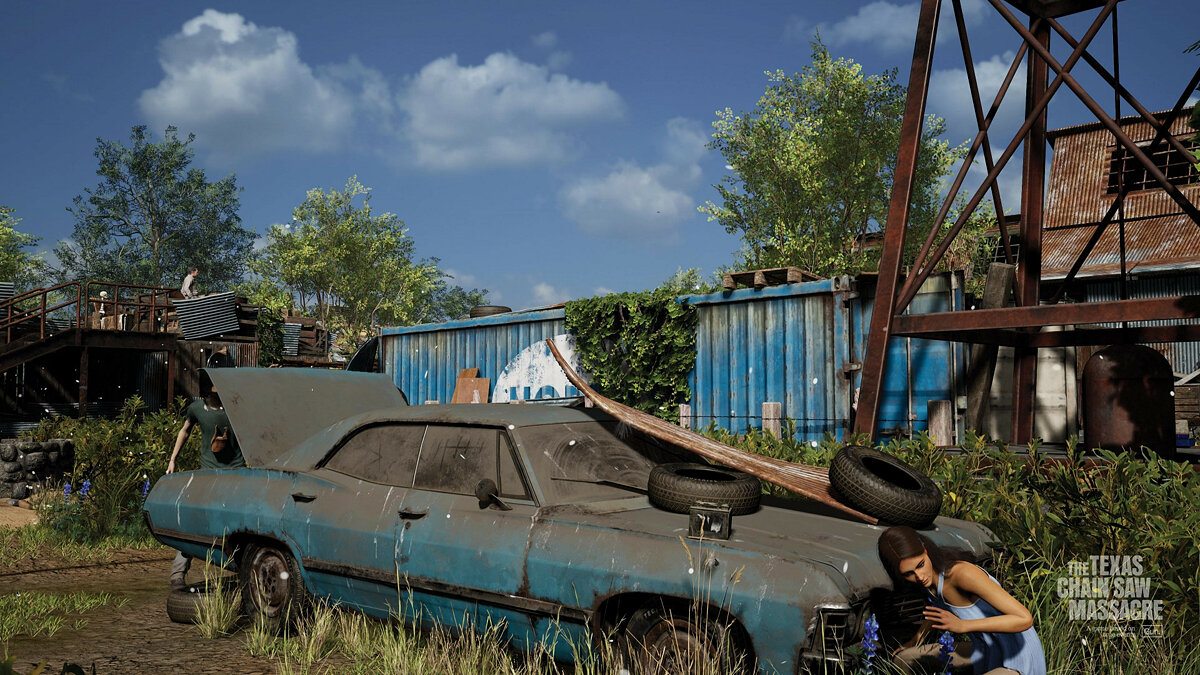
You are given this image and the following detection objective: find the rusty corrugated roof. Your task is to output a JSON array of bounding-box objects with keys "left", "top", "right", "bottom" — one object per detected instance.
[{"left": 1042, "top": 108, "right": 1200, "bottom": 280}]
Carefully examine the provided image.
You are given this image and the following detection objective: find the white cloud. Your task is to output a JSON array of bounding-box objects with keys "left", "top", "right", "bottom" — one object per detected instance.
[
  {"left": 593, "top": 286, "right": 614, "bottom": 296},
  {"left": 397, "top": 52, "right": 624, "bottom": 170},
  {"left": 532, "top": 282, "right": 570, "bottom": 305},
  {"left": 532, "top": 31, "right": 558, "bottom": 49},
  {"left": 927, "top": 50, "right": 1027, "bottom": 214},
  {"left": 799, "top": 0, "right": 987, "bottom": 52},
  {"left": 139, "top": 10, "right": 386, "bottom": 160},
  {"left": 559, "top": 118, "right": 706, "bottom": 239},
  {"left": 547, "top": 51, "right": 574, "bottom": 71}
]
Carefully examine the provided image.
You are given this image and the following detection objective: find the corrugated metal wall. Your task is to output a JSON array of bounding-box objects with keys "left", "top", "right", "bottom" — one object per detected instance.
[
  {"left": 1087, "top": 274, "right": 1200, "bottom": 374},
  {"left": 380, "top": 309, "right": 566, "bottom": 405},
  {"left": 380, "top": 274, "right": 963, "bottom": 442},
  {"left": 685, "top": 273, "right": 962, "bottom": 439},
  {"left": 685, "top": 277, "right": 854, "bottom": 437}
]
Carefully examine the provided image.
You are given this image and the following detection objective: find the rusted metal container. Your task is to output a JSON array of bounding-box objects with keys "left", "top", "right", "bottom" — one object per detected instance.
[{"left": 1083, "top": 344, "right": 1175, "bottom": 458}]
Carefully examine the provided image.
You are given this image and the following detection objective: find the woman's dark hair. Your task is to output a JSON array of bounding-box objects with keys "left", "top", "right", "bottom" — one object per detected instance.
[{"left": 878, "top": 526, "right": 972, "bottom": 585}]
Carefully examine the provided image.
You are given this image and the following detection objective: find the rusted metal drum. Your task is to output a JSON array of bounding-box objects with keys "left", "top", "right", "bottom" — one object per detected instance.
[{"left": 1083, "top": 345, "right": 1175, "bottom": 459}]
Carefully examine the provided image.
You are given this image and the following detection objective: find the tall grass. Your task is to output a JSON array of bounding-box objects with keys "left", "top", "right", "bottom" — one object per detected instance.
[
  {"left": 706, "top": 425, "right": 1200, "bottom": 674},
  {"left": 0, "top": 591, "right": 127, "bottom": 642}
]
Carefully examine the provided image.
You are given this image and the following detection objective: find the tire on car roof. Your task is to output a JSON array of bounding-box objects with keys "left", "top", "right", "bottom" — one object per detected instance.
[
  {"left": 829, "top": 445, "right": 942, "bottom": 528},
  {"left": 647, "top": 463, "right": 761, "bottom": 515}
]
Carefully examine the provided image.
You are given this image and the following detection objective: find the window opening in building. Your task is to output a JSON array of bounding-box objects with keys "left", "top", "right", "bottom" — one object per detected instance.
[{"left": 1106, "top": 139, "right": 1199, "bottom": 194}]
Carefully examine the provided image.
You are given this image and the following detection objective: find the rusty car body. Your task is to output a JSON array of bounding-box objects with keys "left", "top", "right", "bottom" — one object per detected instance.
[{"left": 144, "top": 368, "right": 994, "bottom": 674}]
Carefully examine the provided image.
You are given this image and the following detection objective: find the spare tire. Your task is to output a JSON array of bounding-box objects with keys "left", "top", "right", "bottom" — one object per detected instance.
[
  {"left": 829, "top": 446, "right": 941, "bottom": 528},
  {"left": 166, "top": 577, "right": 238, "bottom": 624},
  {"left": 648, "top": 463, "right": 761, "bottom": 515},
  {"left": 469, "top": 305, "right": 512, "bottom": 318}
]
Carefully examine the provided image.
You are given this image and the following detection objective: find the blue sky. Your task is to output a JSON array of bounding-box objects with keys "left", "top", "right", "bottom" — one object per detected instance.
[{"left": 2, "top": 1, "right": 1196, "bottom": 311}]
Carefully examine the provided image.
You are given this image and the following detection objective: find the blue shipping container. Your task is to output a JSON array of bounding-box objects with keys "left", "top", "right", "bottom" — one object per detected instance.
[{"left": 379, "top": 273, "right": 964, "bottom": 440}]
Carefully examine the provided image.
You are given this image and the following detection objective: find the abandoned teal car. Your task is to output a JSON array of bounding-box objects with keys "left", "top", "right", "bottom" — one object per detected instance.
[{"left": 144, "top": 368, "right": 994, "bottom": 674}]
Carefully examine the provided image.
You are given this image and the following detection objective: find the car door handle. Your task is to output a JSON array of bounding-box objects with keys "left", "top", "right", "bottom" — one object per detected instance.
[
  {"left": 291, "top": 492, "right": 318, "bottom": 503},
  {"left": 398, "top": 508, "right": 428, "bottom": 520}
]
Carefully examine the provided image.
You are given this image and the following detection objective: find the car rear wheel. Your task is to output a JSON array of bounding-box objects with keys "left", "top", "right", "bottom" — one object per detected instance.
[
  {"left": 647, "top": 463, "right": 761, "bottom": 515},
  {"left": 620, "top": 600, "right": 749, "bottom": 675},
  {"left": 239, "top": 543, "right": 308, "bottom": 633},
  {"left": 829, "top": 445, "right": 942, "bottom": 528}
]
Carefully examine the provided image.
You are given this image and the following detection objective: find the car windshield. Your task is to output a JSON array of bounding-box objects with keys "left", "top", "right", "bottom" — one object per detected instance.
[{"left": 518, "top": 420, "right": 692, "bottom": 502}]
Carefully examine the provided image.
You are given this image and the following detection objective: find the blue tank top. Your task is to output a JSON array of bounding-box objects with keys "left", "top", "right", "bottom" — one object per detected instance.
[{"left": 931, "top": 565, "right": 1046, "bottom": 675}]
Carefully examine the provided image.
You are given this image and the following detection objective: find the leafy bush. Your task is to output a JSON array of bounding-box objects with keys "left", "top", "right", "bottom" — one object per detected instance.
[
  {"left": 24, "top": 396, "right": 199, "bottom": 543},
  {"left": 565, "top": 286, "right": 697, "bottom": 423}
]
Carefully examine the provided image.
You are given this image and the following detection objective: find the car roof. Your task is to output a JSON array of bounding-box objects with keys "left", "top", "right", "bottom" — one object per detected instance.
[{"left": 372, "top": 402, "right": 615, "bottom": 427}]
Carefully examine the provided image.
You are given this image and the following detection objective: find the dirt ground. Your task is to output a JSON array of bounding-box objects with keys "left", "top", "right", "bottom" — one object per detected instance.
[
  {"left": 0, "top": 551, "right": 279, "bottom": 674},
  {"left": 0, "top": 504, "right": 38, "bottom": 529}
]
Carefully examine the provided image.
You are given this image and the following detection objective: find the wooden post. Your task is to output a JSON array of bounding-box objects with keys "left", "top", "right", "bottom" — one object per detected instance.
[
  {"left": 928, "top": 400, "right": 953, "bottom": 447},
  {"left": 762, "top": 402, "right": 782, "bottom": 438},
  {"left": 678, "top": 403, "right": 691, "bottom": 429},
  {"left": 966, "top": 263, "right": 1015, "bottom": 434},
  {"left": 166, "top": 348, "right": 176, "bottom": 407},
  {"left": 78, "top": 346, "right": 89, "bottom": 419}
]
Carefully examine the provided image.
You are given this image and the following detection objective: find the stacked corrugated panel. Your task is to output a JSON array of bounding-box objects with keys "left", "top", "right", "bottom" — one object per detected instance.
[
  {"left": 0, "top": 282, "right": 13, "bottom": 321},
  {"left": 282, "top": 322, "right": 301, "bottom": 356},
  {"left": 173, "top": 291, "right": 240, "bottom": 340}
]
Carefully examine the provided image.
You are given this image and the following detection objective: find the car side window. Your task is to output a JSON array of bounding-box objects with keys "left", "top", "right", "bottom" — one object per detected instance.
[
  {"left": 414, "top": 425, "right": 498, "bottom": 495},
  {"left": 498, "top": 433, "right": 530, "bottom": 500},
  {"left": 325, "top": 424, "right": 425, "bottom": 487}
]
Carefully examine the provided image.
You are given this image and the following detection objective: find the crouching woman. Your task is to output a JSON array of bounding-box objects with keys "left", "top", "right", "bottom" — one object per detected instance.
[{"left": 877, "top": 526, "right": 1046, "bottom": 675}]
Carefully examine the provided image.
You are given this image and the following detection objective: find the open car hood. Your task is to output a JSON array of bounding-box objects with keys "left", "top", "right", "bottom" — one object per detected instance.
[{"left": 205, "top": 367, "right": 408, "bottom": 467}]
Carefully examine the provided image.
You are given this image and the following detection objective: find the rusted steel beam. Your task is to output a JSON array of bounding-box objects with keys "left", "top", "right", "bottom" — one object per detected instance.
[
  {"left": 544, "top": 339, "right": 878, "bottom": 524},
  {"left": 954, "top": 0, "right": 1016, "bottom": 264},
  {"left": 78, "top": 346, "right": 89, "bottom": 419},
  {"left": 1046, "top": 68, "right": 1200, "bottom": 303},
  {"left": 1025, "top": 325, "right": 1200, "bottom": 347},
  {"left": 854, "top": 0, "right": 943, "bottom": 439},
  {"left": 1013, "top": 16, "right": 1051, "bottom": 443},
  {"left": 894, "top": 295, "right": 1200, "bottom": 334},
  {"left": 989, "top": 0, "right": 1200, "bottom": 226},
  {"left": 894, "top": 0, "right": 1115, "bottom": 313},
  {"left": 888, "top": 324, "right": 1200, "bottom": 348}
]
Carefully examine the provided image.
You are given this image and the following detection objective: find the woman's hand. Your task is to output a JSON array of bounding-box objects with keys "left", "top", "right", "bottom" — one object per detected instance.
[{"left": 923, "top": 606, "right": 966, "bottom": 633}]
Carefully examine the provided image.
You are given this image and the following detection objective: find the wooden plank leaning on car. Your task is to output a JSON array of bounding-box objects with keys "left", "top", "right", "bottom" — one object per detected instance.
[{"left": 544, "top": 338, "right": 878, "bottom": 525}]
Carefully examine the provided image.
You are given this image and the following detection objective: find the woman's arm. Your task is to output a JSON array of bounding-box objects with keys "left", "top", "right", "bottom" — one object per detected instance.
[{"left": 924, "top": 564, "right": 1033, "bottom": 634}]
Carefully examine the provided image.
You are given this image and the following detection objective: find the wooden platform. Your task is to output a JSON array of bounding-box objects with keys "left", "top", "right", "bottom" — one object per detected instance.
[{"left": 721, "top": 267, "right": 821, "bottom": 291}]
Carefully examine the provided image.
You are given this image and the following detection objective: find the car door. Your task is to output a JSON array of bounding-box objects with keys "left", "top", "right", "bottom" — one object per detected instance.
[
  {"left": 283, "top": 422, "right": 424, "bottom": 615},
  {"left": 392, "top": 424, "right": 541, "bottom": 647}
]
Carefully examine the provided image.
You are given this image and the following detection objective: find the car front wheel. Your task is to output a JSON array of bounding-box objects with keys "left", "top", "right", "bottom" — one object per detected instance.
[
  {"left": 239, "top": 542, "right": 308, "bottom": 632},
  {"left": 620, "top": 600, "right": 750, "bottom": 675}
]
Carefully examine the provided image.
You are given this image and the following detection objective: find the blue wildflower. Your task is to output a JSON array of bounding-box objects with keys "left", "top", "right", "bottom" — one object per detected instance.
[
  {"left": 79, "top": 479, "right": 92, "bottom": 500},
  {"left": 937, "top": 631, "right": 956, "bottom": 674},
  {"left": 141, "top": 479, "right": 151, "bottom": 502},
  {"left": 63, "top": 483, "right": 72, "bottom": 498},
  {"left": 860, "top": 613, "right": 880, "bottom": 674}
]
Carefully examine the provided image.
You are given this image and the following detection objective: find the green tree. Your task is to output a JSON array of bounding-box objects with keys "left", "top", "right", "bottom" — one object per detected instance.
[
  {"left": 0, "top": 206, "right": 50, "bottom": 288},
  {"left": 251, "top": 177, "right": 470, "bottom": 353},
  {"left": 55, "top": 126, "right": 253, "bottom": 289},
  {"left": 701, "top": 40, "right": 967, "bottom": 276}
]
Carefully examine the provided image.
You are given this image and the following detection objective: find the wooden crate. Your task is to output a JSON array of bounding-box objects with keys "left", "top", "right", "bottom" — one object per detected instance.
[{"left": 1177, "top": 384, "right": 1199, "bottom": 425}]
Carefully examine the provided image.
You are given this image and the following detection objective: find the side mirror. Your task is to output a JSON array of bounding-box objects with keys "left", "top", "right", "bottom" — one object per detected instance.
[{"left": 474, "top": 478, "right": 512, "bottom": 511}]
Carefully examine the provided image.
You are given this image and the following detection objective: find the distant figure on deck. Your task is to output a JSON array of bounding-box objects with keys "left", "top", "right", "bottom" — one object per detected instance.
[{"left": 180, "top": 266, "right": 199, "bottom": 299}]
